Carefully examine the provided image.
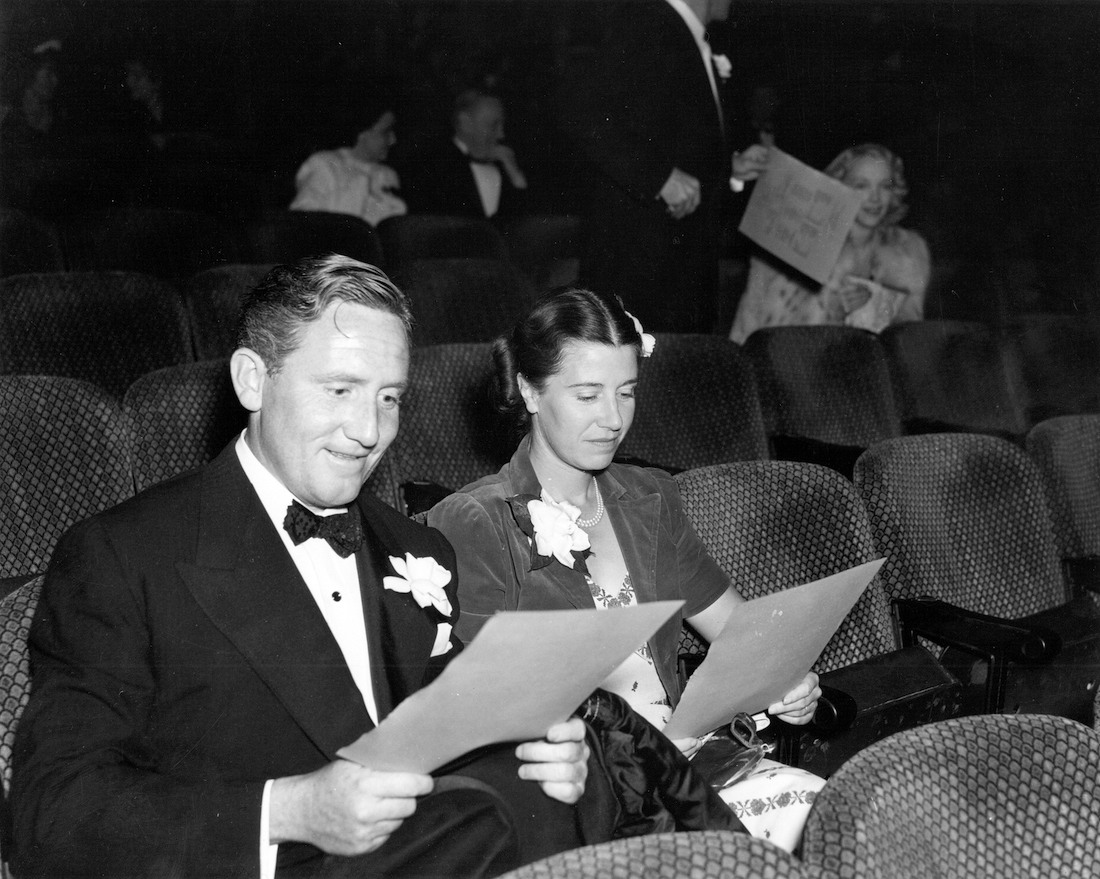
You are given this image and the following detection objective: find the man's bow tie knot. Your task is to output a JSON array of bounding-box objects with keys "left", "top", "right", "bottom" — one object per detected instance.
[{"left": 283, "top": 501, "right": 364, "bottom": 558}]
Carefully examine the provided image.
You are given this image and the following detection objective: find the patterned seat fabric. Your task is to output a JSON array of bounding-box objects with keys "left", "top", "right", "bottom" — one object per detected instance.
[
  {"left": 0, "top": 377, "right": 134, "bottom": 579},
  {"left": 854, "top": 433, "right": 1065, "bottom": 616},
  {"left": 1007, "top": 313, "right": 1100, "bottom": 426},
  {"left": 618, "top": 335, "right": 769, "bottom": 472},
  {"left": 881, "top": 319, "right": 1029, "bottom": 439},
  {"left": 745, "top": 325, "right": 901, "bottom": 447},
  {"left": 0, "top": 271, "right": 194, "bottom": 397},
  {"left": 241, "top": 210, "right": 384, "bottom": 268},
  {"left": 497, "top": 830, "right": 822, "bottom": 879},
  {"left": 801, "top": 714, "right": 1100, "bottom": 879},
  {"left": 376, "top": 214, "right": 509, "bottom": 267},
  {"left": 184, "top": 263, "right": 274, "bottom": 361},
  {"left": 391, "top": 259, "right": 539, "bottom": 347},
  {"left": 0, "top": 576, "right": 42, "bottom": 797},
  {"left": 675, "top": 462, "right": 894, "bottom": 672},
  {"left": 1026, "top": 415, "right": 1100, "bottom": 558},
  {"left": 390, "top": 344, "right": 517, "bottom": 498},
  {"left": 123, "top": 360, "right": 401, "bottom": 509}
]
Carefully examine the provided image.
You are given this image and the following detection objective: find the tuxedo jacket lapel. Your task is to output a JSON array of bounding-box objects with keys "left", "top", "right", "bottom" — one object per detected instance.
[{"left": 178, "top": 449, "right": 372, "bottom": 760}]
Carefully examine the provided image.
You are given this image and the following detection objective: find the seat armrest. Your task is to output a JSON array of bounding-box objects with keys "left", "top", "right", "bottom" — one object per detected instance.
[
  {"left": 767, "top": 685, "right": 857, "bottom": 765},
  {"left": 893, "top": 598, "right": 1061, "bottom": 664}
]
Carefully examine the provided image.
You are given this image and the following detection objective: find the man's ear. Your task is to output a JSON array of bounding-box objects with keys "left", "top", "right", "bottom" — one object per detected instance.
[
  {"left": 517, "top": 373, "right": 539, "bottom": 415},
  {"left": 230, "top": 348, "right": 267, "bottom": 413}
]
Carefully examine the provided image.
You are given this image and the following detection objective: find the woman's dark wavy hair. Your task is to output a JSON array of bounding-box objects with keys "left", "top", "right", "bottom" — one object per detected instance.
[
  {"left": 491, "top": 286, "right": 643, "bottom": 432},
  {"left": 235, "top": 254, "right": 412, "bottom": 374}
]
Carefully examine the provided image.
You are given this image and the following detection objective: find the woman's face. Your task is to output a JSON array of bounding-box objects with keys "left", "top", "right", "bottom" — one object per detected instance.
[
  {"left": 355, "top": 111, "right": 397, "bottom": 162},
  {"left": 846, "top": 155, "right": 895, "bottom": 230},
  {"left": 521, "top": 341, "right": 638, "bottom": 475}
]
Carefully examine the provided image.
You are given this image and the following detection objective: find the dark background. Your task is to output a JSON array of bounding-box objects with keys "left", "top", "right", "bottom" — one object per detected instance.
[{"left": 3, "top": 0, "right": 1099, "bottom": 322}]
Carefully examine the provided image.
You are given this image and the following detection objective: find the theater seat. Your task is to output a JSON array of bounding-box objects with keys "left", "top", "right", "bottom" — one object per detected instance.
[
  {"left": 376, "top": 214, "right": 509, "bottom": 267},
  {"left": 184, "top": 263, "right": 274, "bottom": 360}
]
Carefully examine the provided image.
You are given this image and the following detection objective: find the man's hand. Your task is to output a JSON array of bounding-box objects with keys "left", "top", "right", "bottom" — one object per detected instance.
[
  {"left": 269, "top": 760, "right": 433, "bottom": 856},
  {"left": 731, "top": 144, "right": 770, "bottom": 183},
  {"left": 490, "top": 143, "right": 528, "bottom": 189},
  {"left": 767, "top": 672, "right": 821, "bottom": 725},
  {"left": 514, "top": 717, "right": 589, "bottom": 804},
  {"left": 659, "top": 167, "right": 701, "bottom": 219}
]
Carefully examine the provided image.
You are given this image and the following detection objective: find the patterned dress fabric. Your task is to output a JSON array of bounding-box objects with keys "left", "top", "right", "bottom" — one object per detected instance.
[
  {"left": 183, "top": 263, "right": 274, "bottom": 361},
  {"left": 801, "top": 714, "right": 1100, "bottom": 879},
  {"left": 390, "top": 258, "right": 538, "bottom": 346},
  {"left": 0, "top": 576, "right": 42, "bottom": 796},
  {"left": 123, "top": 360, "right": 401, "bottom": 509},
  {"left": 0, "top": 271, "right": 193, "bottom": 397},
  {"left": 744, "top": 325, "right": 901, "bottom": 447},
  {"left": 617, "top": 334, "right": 769, "bottom": 471},
  {"left": 0, "top": 377, "right": 134, "bottom": 579},
  {"left": 1026, "top": 415, "right": 1100, "bottom": 558},
  {"left": 675, "top": 461, "right": 895, "bottom": 672},
  {"left": 881, "top": 319, "right": 1029, "bottom": 438},
  {"left": 1007, "top": 314, "right": 1100, "bottom": 426},
  {"left": 497, "top": 830, "right": 823, "bottom": 879},
  {"left": 854, "top": 433, "right": 1065, "bottom": 616},
  {"left": 388, "top": 343, "right": 518, "bottom": 495}
]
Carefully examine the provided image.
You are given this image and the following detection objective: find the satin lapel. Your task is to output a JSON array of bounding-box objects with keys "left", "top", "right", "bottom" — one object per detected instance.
[
  {"left": 178, "top": 449, "right": 372, "bottom": 759},
  {"left": 603, "top": 470, "right": 662, "bottom": 608},
  {"left": 356, "top": 497, "right": 439, "bottom": 718},
  {"left": 507, "top": 442, "right": 595, "bottom": 610}
]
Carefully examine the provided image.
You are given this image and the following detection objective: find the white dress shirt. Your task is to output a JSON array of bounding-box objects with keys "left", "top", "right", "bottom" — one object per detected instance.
[
  {"left": 235, "top": 433, "right": 379, "bottom": 878},
  {"left": 454, "top": 136, "right": 502, "bottom": 217}
]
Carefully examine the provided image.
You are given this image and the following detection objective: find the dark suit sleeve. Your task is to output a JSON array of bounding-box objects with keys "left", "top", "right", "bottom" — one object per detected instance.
[
  {"left": 10, "top": 520, "right": 263, "bottom": 879},
  {"left": 558, "top": 6, "right": 686, "bottom": 204}
]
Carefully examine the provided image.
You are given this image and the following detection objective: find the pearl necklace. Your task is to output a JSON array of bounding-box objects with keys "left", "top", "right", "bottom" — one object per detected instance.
[{"left": 575, "top": 480, "right": 605, "bottom": 529}]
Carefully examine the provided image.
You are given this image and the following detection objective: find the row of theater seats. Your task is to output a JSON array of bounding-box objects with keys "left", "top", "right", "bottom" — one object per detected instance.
[
  {"left": 2, "top": 365, "right": 1098, "bottom": 874},
  {"left": 0, "top": 206, "right": 581, "bottom": 290}
]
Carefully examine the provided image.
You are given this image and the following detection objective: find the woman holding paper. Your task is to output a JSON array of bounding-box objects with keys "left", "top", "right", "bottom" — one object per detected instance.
[
  {"left": 427, "top": 286, "right": 824, "bottom": 850},
  {"left": 729, "top": 143, "right": 930, "bottom": 344}
]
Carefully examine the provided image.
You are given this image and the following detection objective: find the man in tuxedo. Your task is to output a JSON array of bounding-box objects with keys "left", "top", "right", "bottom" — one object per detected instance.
[
  {"left": 10, "top": 256, "right": 594, "bottom": 878},
  {"left": 401, "top": 89, "right": 528, "bottom": 219},
  {"left": 560, "top": 0, "right": 767, "bottom": 333}
]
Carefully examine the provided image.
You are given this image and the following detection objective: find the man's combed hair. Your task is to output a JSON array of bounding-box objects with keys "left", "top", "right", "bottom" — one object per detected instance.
[{"left": 235, "top": 254, "right": 413, "bottom": 373}]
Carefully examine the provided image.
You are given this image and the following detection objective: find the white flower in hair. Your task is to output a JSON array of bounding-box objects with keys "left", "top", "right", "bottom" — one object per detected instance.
[{"left": 625, "top": 310, "right": 656, "bottom": 358}]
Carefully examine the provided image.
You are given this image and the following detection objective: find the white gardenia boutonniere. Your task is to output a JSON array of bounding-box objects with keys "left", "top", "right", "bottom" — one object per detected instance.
[
  {"left": 527, "top": 490, "right": 592, "bottom": 570},
  {"left": 383, "top": 553, "right": 453, "bottom": 617},
  {"left": 713, "top": 54, "right": 732, "bottom": 81}
]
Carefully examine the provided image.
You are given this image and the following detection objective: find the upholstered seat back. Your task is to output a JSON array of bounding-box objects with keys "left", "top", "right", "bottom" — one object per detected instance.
[
  {"left": 1026, "top": 415, "right": 1100, "bottom": 559},
  {"left": 801, "top": 714, "right": 1100, "bottom": 879},
  {"left": 0, "top": 377, "right": 134, "bottom": 580},
  {"left": 184, "top": 263, "right": 274, "bottom": 361},
  {"left": 0, "top": 576, "right": 42, "bottom": 798},
  {"left": 675, "top": 462, "right": 895, "bottom": 672},
  {"left": 854, "top": 433, "right": 1066, "bottom": 617},
  {"left": 619, "top": 335, "right": 768, "bottom": 472}
]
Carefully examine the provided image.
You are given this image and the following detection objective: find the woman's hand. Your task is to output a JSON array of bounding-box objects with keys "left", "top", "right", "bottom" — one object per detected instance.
[
  {"left": 838, "top": 275, "right": 878, "bottom": 313},
  {"left": 670, "top": 736, "right": 704, "bottom": 759},
  {"left": 767, "top": 672, "right": 821, "bottom": 725},
  {"left": 731, "top": 144, "right": 770, "bottom": 182}
]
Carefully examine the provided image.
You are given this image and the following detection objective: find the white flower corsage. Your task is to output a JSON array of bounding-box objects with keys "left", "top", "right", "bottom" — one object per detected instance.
[
  {"left": 507, "top": 491, "right": 592, "bottom": 574},
  {"left": 383, "top": 553, "right": 453, "bottom": 617},
  {"left": 625, "top": 310, "right": 656, "bottom": 358},
  {"left": 713, "top": 54, "right": 732, "bottom": 80}
]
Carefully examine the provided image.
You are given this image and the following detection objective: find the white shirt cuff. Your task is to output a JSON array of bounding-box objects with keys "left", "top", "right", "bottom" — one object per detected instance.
[
  {"left": 260, "top": 779, "right": 279, "bottom": 879},
  {"left": 729, "top": 176, "right": 746, "bottom": 193}
]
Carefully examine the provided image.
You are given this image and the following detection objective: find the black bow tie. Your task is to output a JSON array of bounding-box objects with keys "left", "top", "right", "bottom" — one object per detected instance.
[
  {"left": 469, "top": 157, "right": 498, "bottom": 167},
  {"left": 283, "top": 501, "right": 364, "bottom": 558}
]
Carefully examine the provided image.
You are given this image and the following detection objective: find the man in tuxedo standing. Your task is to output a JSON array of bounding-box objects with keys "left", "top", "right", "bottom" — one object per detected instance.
[
  {"left": 401, "top": 88, "right": 528, "bottom": 220},
  {"left": 10, "top": 256, "right": 594, "bottom": 878},
  {"left": 561, "top": 0, "right": 768, "bottom": 333}
]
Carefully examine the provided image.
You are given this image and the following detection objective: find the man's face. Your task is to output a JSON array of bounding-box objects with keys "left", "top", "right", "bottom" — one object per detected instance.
[
  {"left": 457, "top": 97, "right": 505, "bottom": 161},
  {"left": 244, "top": 304, "right": 409, "bottom": 509}
]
